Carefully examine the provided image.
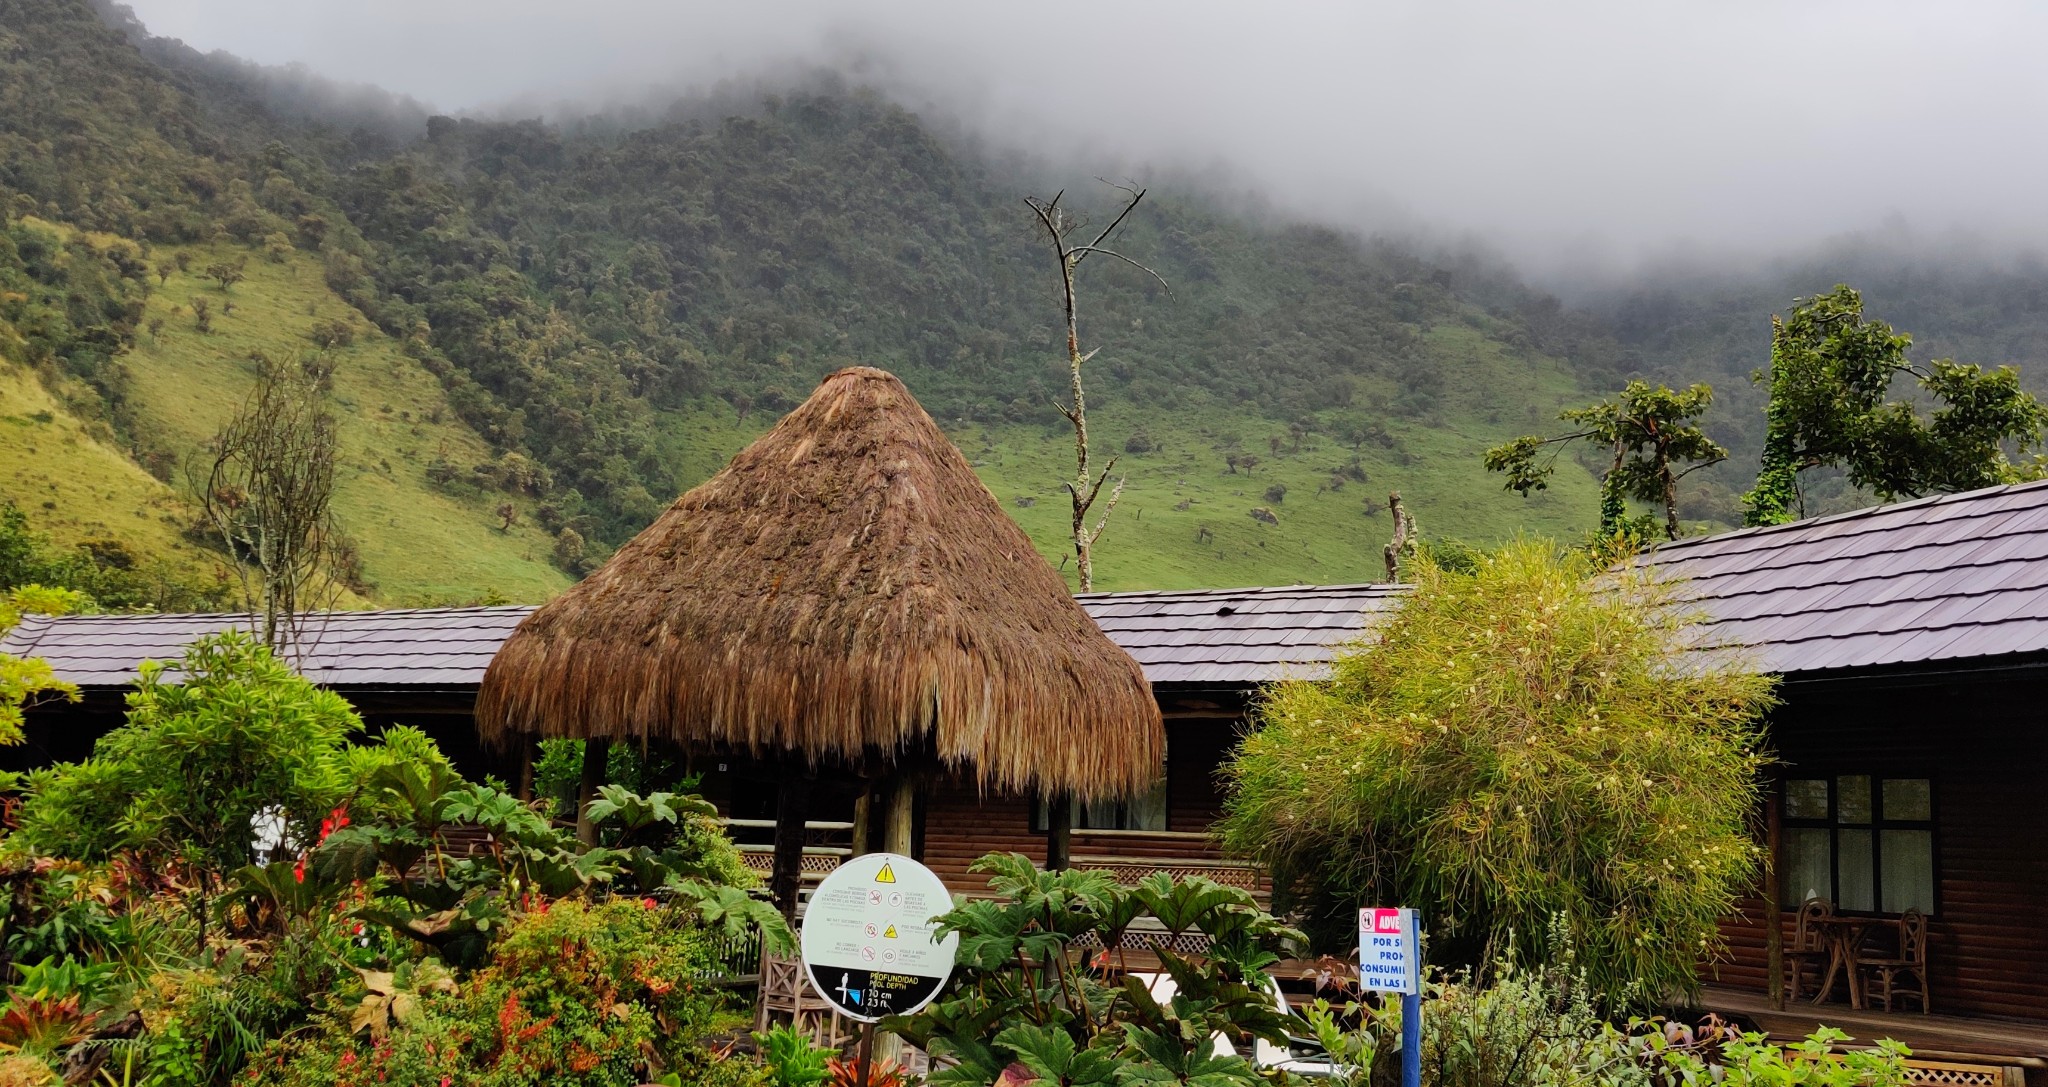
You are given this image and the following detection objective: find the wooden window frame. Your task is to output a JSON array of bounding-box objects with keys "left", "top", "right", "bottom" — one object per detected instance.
[
  {"left": 1780, "top": 773, "right": 1939, "bottom": 918},
  {"left": 1031, "top": 750, "right": 1172, "bottom": 834}
]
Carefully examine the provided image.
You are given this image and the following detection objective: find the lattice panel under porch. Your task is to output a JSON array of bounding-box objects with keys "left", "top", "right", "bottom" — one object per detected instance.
[
  {"left": 1901, "top": 1059, "right": 2025, "bottom": 1087},
  {"left": 739, "top": 849, "right": 844, "bottom": 876},
  {"left": 1072, "top": 860, "right": 1264, "bottom": 892}
]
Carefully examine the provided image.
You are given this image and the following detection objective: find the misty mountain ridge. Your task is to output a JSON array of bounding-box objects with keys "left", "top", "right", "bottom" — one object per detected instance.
[{"left": 8, "top": 0, "right": 2048, "bottom": 600}]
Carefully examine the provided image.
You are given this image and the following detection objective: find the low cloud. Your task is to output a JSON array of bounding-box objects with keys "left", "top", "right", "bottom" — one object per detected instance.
[{"left": 118, "top": 0, "right": 2048, "bottom": 277}]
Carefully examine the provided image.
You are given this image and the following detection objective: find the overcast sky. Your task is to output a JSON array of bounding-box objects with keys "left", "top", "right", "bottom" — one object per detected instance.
[{"left": 117, "top": 0, "right": 2048, "bottom": 275}]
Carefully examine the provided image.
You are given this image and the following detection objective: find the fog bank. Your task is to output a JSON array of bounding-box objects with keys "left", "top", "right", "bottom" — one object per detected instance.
[{"left": 115, "top": 0, "right": 2048, "bottom": 277}]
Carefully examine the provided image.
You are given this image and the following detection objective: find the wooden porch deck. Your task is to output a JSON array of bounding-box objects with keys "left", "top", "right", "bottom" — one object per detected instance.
[{"left": 1697, "top": 985, "right": 2048, "bottom": 1085}]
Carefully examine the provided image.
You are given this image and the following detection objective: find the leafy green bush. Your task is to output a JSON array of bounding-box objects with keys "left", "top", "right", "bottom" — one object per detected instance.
[
  {"left": 0, "top": 860, "right": 132, "bottom": 969},
  {"left": 886, "top": 852, "right": 1304, "bottom": 1087},
  {"left": 753, "top": 1022, "right": 832, "bottom": 1087},
  {"left": 16, "top": 633, "right": 358, "bottom": 877},
  {"left": 309, "top": 765, "right": 782, "bottom": 967},
  {"left": 0, "top": 632, "right": 779, "bottom": 1085},
  {"left": 1296, "top": 943, "right": 1913, "bottom": 1087},
  {"left": 1222, "top": 542, "right": 1775, "bottom": 1006},
  {"left": 0, "top": 582, "right": 83, "bottom": 747}
]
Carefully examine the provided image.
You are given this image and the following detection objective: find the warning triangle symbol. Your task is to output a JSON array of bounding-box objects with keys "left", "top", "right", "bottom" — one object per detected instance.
[
  {"left": 874, "top": 863, "right": 896, "bottom": 884},
  {"left": 884, "top": 925, "right": 898, "bottom": 939}
]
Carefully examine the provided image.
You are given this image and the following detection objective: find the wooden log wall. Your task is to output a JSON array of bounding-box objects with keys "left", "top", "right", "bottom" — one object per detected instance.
[
  {"left": 920, "top": 713, "right": 1246, "bottom": 894},
  {"left": 1715, "top": 671, "right": 2048, "bottom": 1022}
]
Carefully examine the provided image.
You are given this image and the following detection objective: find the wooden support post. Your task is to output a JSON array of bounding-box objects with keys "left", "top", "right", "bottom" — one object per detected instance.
[
  {"left": 874, "top": 775, "right": 915, "bottom": 1068},
  {"left": 1764, "top": 778, "right": 1785, "bottom": 1011},
  {"left": 854, "top": 1022, "right": 875, "bottom": 1087},
  {"left": 517, "top": 739, "right": 536, "bottom": 803},
  {"left": 851, "top": 791, "right": 872, "bottom": 856},
  {"left": 882, "top": 775, "right": 914, "bottom": 855},
  {"left": 574, "top": 738, "right": 609, "bottom": 845},
  {"left": 771, "top": 770, "right": 816, "bottom": 923},
  {"left": 1045, "top": 791, "right": 1073, "bottom": 871}
]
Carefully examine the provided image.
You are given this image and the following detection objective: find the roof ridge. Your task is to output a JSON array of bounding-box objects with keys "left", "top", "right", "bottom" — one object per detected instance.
[
  {"left": 1075, "top": 582, "right": 1403, "bottom": 601},
  {"left": 1646, "top": 478, "right": 2048, "bottom": 560},
  {"left": 1650, "top": 512, "right": 2048, "bottom": 579}
]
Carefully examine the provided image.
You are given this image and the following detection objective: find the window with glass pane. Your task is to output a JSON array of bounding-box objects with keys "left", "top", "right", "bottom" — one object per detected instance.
[
  {"left": 1785, "top": 778, "right": 1830, "bottom": 819},
  {"left": 1779, "top": 776, "right": 1935, "bottom": 915},
  {"left": 1881, "top": 830, "right": 1935, "bottom": 913},
  {"left": 1783, "top": 827, "right": 1833, "bottom": 905},
  {"left": 1033, "top": 765, "right": 1168, "bottom": 832}
]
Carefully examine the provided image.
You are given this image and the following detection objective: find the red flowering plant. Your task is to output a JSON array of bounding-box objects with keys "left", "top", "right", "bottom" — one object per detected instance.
[{"left": 240, "top": 898, "right": 741, "bottom": 1087}]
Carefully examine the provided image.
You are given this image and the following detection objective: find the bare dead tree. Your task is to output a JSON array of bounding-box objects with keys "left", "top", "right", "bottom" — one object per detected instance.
[
  {"left": 195, "top": 355, "right": 342, "bottom": 654},
  {"left": 1383, "top": 491, "right": 1418, "bottom": 582},
  {"left": 1025, "top": 183, "right": 1169, "bottom": 593}
]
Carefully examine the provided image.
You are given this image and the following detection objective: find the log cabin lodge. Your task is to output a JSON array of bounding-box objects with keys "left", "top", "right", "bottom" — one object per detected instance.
[{"left": 8, "top": 480, "right": 2048, "bottom": 1083}]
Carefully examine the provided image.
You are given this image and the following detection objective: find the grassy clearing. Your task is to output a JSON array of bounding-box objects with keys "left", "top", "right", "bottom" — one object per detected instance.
[
  {"left": 658, "top": 319, "right": 1602, "bottom": 592},
  {"left": 120, "top": 240, "right": 571, "bottom": 604},
  {"left": 0, "top": 360, "right": 230, "bottom": 591}
]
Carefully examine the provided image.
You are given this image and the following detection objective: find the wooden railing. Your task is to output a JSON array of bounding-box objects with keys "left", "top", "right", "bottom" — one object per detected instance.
[{"left": 1065, "top": 829, "right": 1268, "bottom": 903}]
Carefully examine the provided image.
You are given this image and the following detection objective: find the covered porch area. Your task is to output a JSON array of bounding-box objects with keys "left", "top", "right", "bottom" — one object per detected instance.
[{"left": 1701, "top": 664, "right": 2048, "bottom": 1086}]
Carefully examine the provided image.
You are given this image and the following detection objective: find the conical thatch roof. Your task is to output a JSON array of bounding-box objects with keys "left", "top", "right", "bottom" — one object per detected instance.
[{"left": 476, "top": 367, "right": 1163, "bottom": 800}]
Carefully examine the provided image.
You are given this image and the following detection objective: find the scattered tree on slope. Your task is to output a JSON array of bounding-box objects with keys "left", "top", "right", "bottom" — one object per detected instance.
[{"left": 1743, "top": 285, "right": 2048, "bottom": 525}]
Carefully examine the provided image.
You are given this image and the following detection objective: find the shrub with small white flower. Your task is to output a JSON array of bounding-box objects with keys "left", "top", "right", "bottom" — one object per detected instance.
[{"left": 1221, "top": 541, "right": 1775, "bottom": 1008}]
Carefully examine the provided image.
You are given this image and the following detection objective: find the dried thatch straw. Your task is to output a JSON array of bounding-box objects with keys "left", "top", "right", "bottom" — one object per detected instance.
[{"left": 476, "top": 367, "right": 1162, "bottom": 800}]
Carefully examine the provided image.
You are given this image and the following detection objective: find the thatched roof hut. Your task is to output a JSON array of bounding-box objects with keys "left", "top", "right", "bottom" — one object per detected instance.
[{"left": 477, "top": 366, "right": 1162, "bottom": 801}]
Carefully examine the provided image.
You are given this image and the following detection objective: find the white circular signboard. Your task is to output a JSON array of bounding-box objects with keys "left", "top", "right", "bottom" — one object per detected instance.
[{"left": 800, "top": 851, "right": 959, "bottom": 1022}]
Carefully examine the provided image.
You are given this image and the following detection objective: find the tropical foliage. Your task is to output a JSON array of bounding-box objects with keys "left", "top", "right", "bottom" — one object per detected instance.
[
  {"left": 1295, "top": 943, "right": 1911, "bottom": 1087},
  {"left": 886, "top": 852, "right": 1305, "bottom": 1087},
  {"left": 1220, "top": 542, "right": 1775, "bottom": 1007},
  {"left": 0, "top": 634, "right": 782, "bottom": 1085},
  {"left": 242, "top": 898, "right": 737, "bottom": 1087}
]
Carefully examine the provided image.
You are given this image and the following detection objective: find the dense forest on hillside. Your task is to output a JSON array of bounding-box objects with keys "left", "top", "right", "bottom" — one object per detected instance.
[
  {"left": 1, "top": 0, "right": 1632, "bottom": 542},
  {"left": 9, "top": 0, "right": 2048, "bottom": 598}
]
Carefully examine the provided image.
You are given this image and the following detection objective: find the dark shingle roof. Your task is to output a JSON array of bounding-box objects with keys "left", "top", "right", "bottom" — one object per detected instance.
[
  {"left": 1076, "top": 584, "right": 1408, "bottom": 685},
  {"left": 16, "top": 476, "right": 2046, "bottom": 693},
  {"left": 0, "top": 607, "right": 534, "bottom": 688},
  {"left": 0, "top": 586, "right": 1405, "bottom": 691},
  {"left": 1640, "top": 478, "right": 2048, "bottom": 675}
]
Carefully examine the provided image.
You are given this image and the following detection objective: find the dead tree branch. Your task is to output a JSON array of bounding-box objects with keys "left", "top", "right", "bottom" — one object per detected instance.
[
  {"left": 194, "top": 355, "right": 343, "bottom": 654},
  {"left": 1024, "top": 182, "right": 1167, "bottom": 591},
  {"left": 1383, "top": 491, "right": 1418, "bottom": 582}
]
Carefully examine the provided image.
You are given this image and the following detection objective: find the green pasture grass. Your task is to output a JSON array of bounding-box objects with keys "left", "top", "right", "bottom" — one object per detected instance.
[{"left": 116, "top": 239, "right": 570, "bottom": 604}]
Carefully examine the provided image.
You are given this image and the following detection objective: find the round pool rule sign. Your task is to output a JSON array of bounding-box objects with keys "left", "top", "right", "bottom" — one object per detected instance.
[{"left": 800, "top": 851, "right": 959, "bottom": 1022}]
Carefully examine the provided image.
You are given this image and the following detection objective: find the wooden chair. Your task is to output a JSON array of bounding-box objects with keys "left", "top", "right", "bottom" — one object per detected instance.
[
  {"left": 1860, "top": 909, "right": 1931, "bottom": 1013},
  {"left": 754, "top": 950, "right": 847, "bottom": 1046},
  {"left": 1784, "top": 897, "right": 1834, "bottom": 1003}
]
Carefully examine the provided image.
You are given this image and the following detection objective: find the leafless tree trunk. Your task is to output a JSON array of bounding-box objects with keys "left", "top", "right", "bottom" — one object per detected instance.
[
  {"left": 1383, "top": 492, "right": 1417, "bottom": 582},
  {"left": 1025, "top": 184, "right": 1168, "bottom": 592},
  {"left": 195, "top": 355, "right": 342, "bottom": 655}
]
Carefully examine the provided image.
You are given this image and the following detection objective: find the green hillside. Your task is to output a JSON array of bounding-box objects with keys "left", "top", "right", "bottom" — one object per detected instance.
[
  {"left": 0, "top": 218, "right": 568, "bottom": 604},
  {"left": 118, "top": 238, "right": 572, "bottom": 603},
  {"left": 2, "top": 0, "right": 1620, "bottom": 602},
  {"left": 663, "top": 322, "right": 1599, "bottom": 590},
  {"left": 0, "top": 357, "right": 219, "bottom": 580}
]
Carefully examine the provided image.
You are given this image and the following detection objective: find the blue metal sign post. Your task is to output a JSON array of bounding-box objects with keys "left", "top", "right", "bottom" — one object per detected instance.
[
  {"left": 1359, "top": 907, "right": 1422, "bottom": 1087},
  {"left": 1401, "top": 983, "right": 1421, "bottom": 1087}
]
